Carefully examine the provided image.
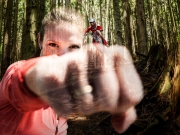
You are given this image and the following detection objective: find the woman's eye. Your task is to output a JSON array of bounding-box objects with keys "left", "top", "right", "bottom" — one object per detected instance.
[
  {"left": 69, "top": 45, "right": 80, "bottom": 49},
  {"left": 48, "top": 43, "right": 59, "bottom": 48}
]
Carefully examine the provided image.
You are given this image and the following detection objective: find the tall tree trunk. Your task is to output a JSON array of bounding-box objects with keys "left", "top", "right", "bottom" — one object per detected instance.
[
  {"left": 108, "top": 5, "right": 113, "bottom": 45},
  {"left": 99, "top": 0, "right": 102, "bottom": 25},
  {"left": 11, "top": 0, "right": 19, "bottom": 62},
  {"left": 168, "top": 0, "right": 177, "bottom": 45},
  {"left": 0, "top": 0, "right": 4, "bottom": 45},
  {"left": 58, "top": 0, "right": 61, "bottom": 7},
  {"left": 130, "top": 15, "right": 137, "bottom": 60},
  {"left": 75, "top": 0, "right": 82, "bottom": 12},
  {"left": 91, "top": 0, "right": 95, "bottom": 18},
  {"left": 146, "top": 0, "right": 152, "bottom": 46},
  {"left": 65, "top": 0, "right": 71, "bottom": 8},
  {"left": 164, "top": 3, "right": 170, "bottom": 49},
  {"left": 122, "top": 0, "right": 132, "bottom": 54},
  {"left": 177, "top": 0, "right": 180, "bottom": 16},
  {"left": 135, "top": 0, "right": 148, "bottom": 58},
  {"left": 177, "top": 0, "right": 180, "bottom": 31},
  {"left": 21, "top": 0, "right": 45, "bottom": 59},
  {"left": 38, "top": 0, "right": 46, "bottom": 31},
  {"left": 104, "top": 0, "right": 110, "bottom": 41},
  {"left": 1, "top": 0, "right": 13, "bottom": 77},
  {"left": 151, "top": 6, "right": 158, "bottom": 45},
  {"left": 50, "top": 0, "right": 56, "bottom": 10},
  {"left": 113, "top": 0, "right": 123, "bottom": 45},
  {"left": 155, "top": 0, "right": 164, "bottom": 45},
  {"left": 174, "top": 1, "right": 180, "bottom": 33}
]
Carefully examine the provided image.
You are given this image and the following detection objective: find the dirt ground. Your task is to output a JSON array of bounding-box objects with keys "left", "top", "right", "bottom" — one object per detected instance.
[{"left": 67, "top": 60, "right": 180, "bottom": 135}]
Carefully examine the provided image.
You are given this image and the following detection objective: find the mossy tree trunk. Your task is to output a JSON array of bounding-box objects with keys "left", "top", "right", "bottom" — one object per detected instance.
[
  {"left": 1, "top": 0, "right": 13, "bottom": 77},
  {"left": 113, "top": 0, "right": 123, "bottom": 45},
  {"left": 135, "top": 0, "right": 148, "bottom": 58},
  {"left": 21, "top": 0, "right": 45, "bottom": 60}
]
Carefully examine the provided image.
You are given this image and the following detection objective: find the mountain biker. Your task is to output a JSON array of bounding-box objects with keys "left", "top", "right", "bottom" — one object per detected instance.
[{"left": 85, "top": 18, "right": 108, "bottom": 46}]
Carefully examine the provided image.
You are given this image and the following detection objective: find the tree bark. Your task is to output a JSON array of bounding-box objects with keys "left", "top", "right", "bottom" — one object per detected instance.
[
  {"left": 104, "top": 0, "right": 110, "bottom": 41},
  {"left": 135, "top": 0, "right": 148, "bottom": 58},
  {"left": 167, "top": 0, "right": 177, "bottom": 45},
  {"left": 0, "top": 0, "right": 4, "bottom": 45},
  {"left": 113, "top": 0, "right": 123, "bottom": 45},
  {"left": 65, "top": 0, "right": 71, "bottom": 8},
  {"left": 11, "top": 0, "right": 19, "bottom": 62},
  {"left": 1, "top": 0, "right": 13, "bottom": 77},
  {"left": 21, "top": 0, "right": 45, "bottom": 59},
  {"left": 50, "top": 0, "right": 56, "bottom": 10},
  {"left": 122, "top": 0, "right": 132, "bottom": 54}
]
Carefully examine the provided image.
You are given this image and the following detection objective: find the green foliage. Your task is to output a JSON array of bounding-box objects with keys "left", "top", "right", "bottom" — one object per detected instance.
[
  {"left": 0, "top": 0, "right": 180, "bottom": 61},
  {"left": 45, "top": 1, "right": 50, "bottom": 13},
  {"left": 177, "top": 34, "right": 180, "bottom": 41}
]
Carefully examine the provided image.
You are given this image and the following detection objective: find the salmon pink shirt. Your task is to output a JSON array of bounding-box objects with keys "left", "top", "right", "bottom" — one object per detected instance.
[{"left": 0, "top": 58, "right": 68, "bottom": 135}]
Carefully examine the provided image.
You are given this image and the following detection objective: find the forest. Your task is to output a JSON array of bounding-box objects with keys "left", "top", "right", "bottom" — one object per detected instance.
[{"left": 0, "top": 0, "right": 180, "bottom": 134}]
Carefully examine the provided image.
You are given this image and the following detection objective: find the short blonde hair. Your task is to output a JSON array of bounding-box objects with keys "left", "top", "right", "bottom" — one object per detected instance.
[{"left": 39, "top": 7, "right": 85, "bottom": 42}]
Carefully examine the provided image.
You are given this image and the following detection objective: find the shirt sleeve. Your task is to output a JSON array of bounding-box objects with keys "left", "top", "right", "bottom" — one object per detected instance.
[
  {"left": 0, "top": 58, "right": 48, "bottom": 112},
  {"left": 97, "top": 25, "right": 103, "bottom": 31},
  {"left": 85, "top": 26, "right": 91, "bottom": 34}
]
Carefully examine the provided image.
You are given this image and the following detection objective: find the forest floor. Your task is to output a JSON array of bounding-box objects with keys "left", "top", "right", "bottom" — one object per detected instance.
[{"left": 67, "top": 58, "right": 180, "bottom": 135}]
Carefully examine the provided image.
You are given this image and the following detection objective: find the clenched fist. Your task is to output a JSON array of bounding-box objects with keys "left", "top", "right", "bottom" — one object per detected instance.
[{"left": 25, "top": 44, "right": 143, "bottom": 133}]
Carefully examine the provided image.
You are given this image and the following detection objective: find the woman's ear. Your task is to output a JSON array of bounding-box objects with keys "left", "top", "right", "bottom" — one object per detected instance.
[{"left": 37, "top": 33, "right": 42, "bottom": 49}]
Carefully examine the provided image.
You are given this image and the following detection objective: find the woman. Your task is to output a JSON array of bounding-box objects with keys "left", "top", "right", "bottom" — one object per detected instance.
[{"left": 0, "top": 7, "right": 143, "bottom": 135}]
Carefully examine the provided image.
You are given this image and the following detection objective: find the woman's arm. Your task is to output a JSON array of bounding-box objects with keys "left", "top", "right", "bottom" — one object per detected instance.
[
  {"left": 0, "top": 59, "right": 48, "bottom": 112},
  {"left": 25, "top": 45, "right": 143, "bottom": 133}
]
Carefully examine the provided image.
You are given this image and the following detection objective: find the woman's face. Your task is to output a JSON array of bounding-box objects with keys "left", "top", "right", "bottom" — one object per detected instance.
[{"left": 39, "top": 22, "right": 84, "bottom": 56}]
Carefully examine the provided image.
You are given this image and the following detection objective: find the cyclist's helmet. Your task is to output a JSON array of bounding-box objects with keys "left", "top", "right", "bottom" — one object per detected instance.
[{"left": 89, "top": 18, "right": 95, "bottom": 23}]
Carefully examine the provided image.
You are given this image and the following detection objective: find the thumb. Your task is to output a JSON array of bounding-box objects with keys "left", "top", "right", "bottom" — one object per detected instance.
[{"left": 111, "top": 107, "right": 137, "bottom": 134}]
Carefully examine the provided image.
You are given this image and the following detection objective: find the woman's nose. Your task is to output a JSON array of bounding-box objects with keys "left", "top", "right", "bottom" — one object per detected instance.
[{"left": 57, "top": 48, "right": 68, "bottom": 56}]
